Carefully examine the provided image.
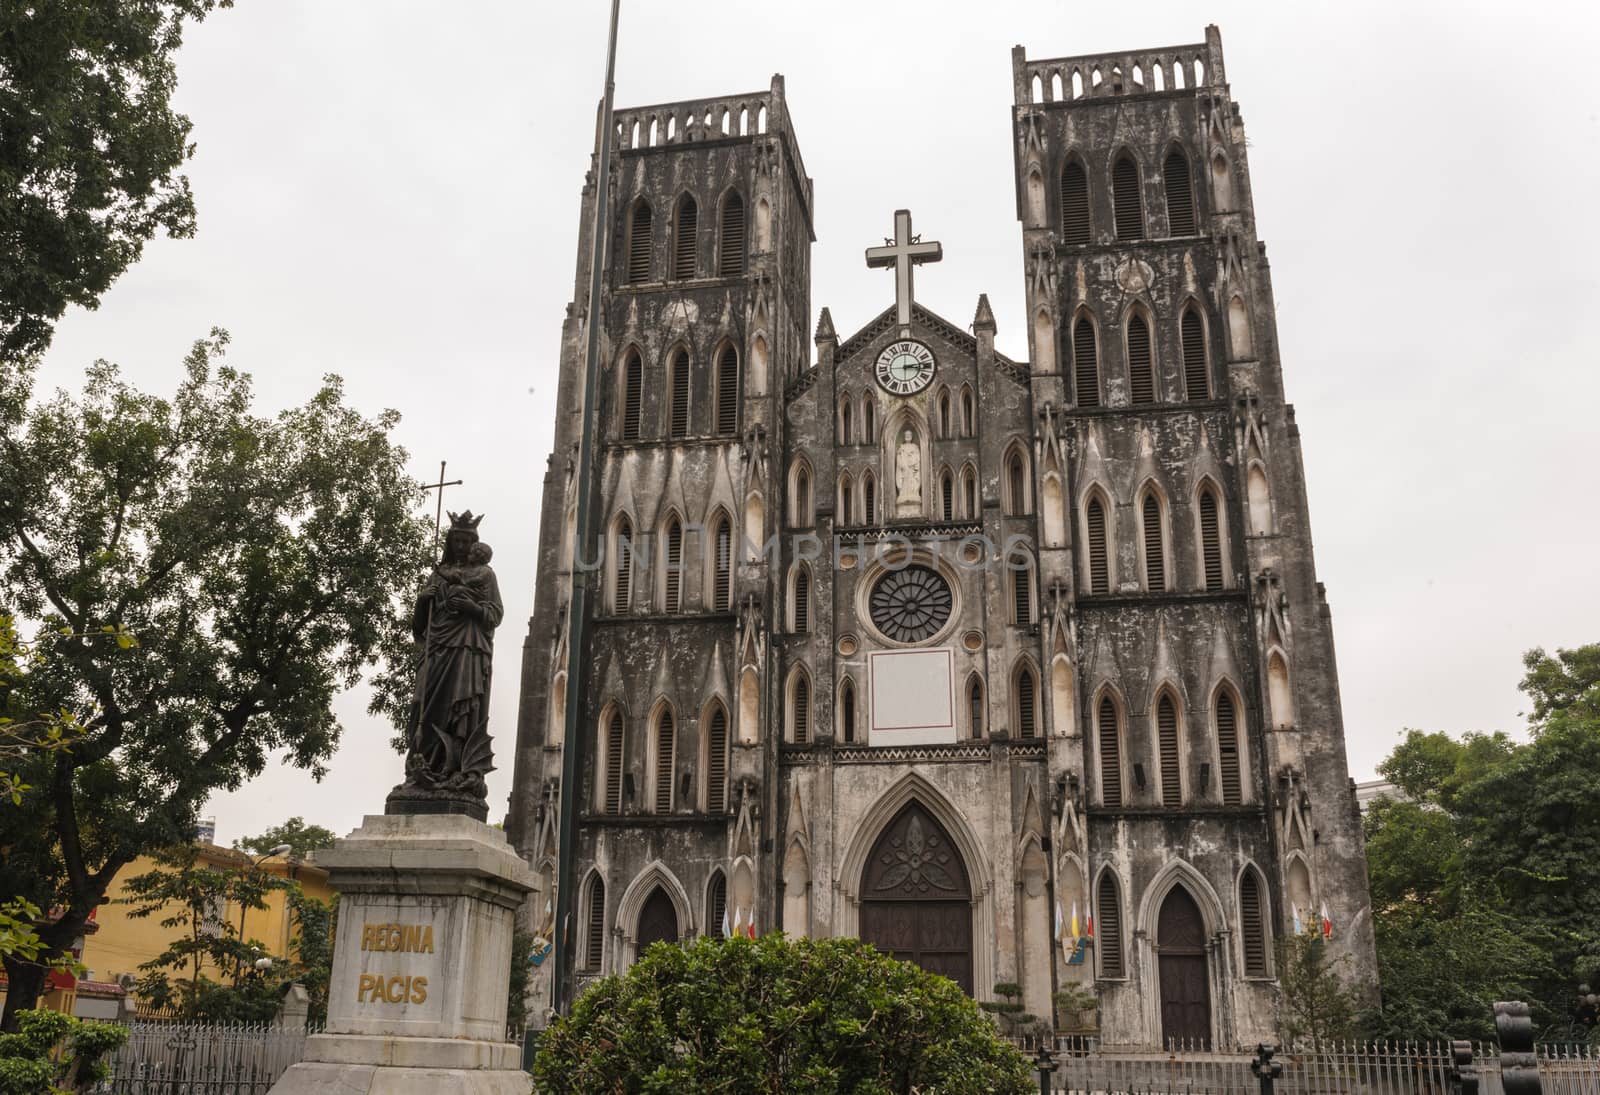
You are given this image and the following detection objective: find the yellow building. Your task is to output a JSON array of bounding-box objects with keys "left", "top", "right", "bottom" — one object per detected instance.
[{"left": 81, "top": 843, "right": 332, "bottom": 1000}]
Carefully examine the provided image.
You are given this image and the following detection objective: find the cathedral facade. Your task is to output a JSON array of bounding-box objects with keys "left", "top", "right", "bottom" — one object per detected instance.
[{"left": 507, "top": 26, "right": 1376, "bottom": 1048}]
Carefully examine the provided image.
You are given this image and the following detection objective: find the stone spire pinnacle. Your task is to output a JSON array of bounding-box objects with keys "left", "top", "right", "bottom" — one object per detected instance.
[
  {"left": 972, "top": 293, "right": 997, "bottom": 332},
  {"left": 814, "top": 307, "right": 837, "bottom": 344}
]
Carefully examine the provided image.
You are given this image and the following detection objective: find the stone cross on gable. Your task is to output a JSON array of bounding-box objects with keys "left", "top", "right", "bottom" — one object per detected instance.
[{"left": 865, "top": 209, "right": 942, "bottom": 336}]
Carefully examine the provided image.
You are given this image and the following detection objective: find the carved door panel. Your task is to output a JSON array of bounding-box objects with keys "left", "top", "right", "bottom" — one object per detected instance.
[
  {"left": 636, "top": 887, "right": 678, "bottom": 950},
  {"left": 1156, "top": 886, "right": 1212, "bottom": 1048},
  {"left": 858, "top": 802, "right": 974, "bottom": 995}
]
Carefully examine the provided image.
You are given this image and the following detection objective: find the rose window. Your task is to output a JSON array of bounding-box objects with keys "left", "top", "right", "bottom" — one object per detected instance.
[{"left": 868, "top": 565, "right": 953, "bottom": 644}]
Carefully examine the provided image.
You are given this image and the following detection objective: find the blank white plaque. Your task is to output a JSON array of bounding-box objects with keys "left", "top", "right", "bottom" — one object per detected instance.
[{"left": 869, "top": 649, "right": 955, "bottom": 745}]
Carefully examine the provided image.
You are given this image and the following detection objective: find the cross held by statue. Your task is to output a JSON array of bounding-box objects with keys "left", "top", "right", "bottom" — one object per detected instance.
[
  {"left": 865, "top": 209, "right": 943, "bottom": 336},
  {"left": 422, "top": 461, "right": 464, "bottom": 553}
]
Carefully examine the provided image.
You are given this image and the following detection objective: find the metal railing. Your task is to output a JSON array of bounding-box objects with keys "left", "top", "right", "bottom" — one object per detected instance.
[
  {"left": 1008, "top": 1038, "right": 1600, "bottom": 1095},
  {"left": 97, "top": 1021, "right": 321, "bottom": 1095}
]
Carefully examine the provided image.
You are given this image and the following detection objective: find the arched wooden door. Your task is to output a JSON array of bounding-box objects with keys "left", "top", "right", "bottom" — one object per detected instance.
[
  {"left": 636, "top": 887, "right": 678, "bottom": 950},
  {"left": 858, "top": 802, "right": 973, "bottom": 993},
  {"left": 1157, "top": 885, "right": 1212, "bottom": 1048}
]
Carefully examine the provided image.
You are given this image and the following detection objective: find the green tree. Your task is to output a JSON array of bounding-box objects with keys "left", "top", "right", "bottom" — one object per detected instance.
[
  {"left": 0, "top": 335, "right": 431, "bottom": 1025},
  {"left": 1277, "top": 931, "right": 1361, "bottom": 1053},
  {"left": 284, "top": 891, "right": 334, "bottom": 1025},
  {"left": 0, "top": 1008, "right": 127, "bottom": 1095},
  {"left": 505, "top": 928, "right": 533, "bottom": 1034},
  {"left": 235, "top": 817, "right": 337, "bottom": 859},
  {"left": 0, "top": 0, "right": 232, "bottom": 361},
  {"left": 533, "top": 934, "right": 1032, "bottom": 1095}
]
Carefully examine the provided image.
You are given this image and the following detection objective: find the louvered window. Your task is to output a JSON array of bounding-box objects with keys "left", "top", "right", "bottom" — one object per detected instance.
[
  {"left": 793, "top": 567, "right": 810, "bottom": 633},
  {"left": 1143, "top": 494, "right": 1165, "bottom": 591},
  {"left": 663, "top": 519, "right": 682, "bottom": 612},
  {"left": 1217, "top": 691, "right": 1242, "bottom": 805},
  {"left": 969, "top": 679, "right": 984, "bottom": 738},
  {"left": 613, "top": 519, "right": 633, "bottom": 612},
  {"left": 840, "top": 680, "right": 856, "bottom": 743},
  {"left": 1073, "top": 317, "right": 1100, "bottom": 408},
  {"left": 794, "top": 468, "right": 811, "bottom": 528},
  {"left": 1127, "top": 314, "right": 1155, "bottom": 405},
  {"left": 963, "top": 469, "right": 977, "bottom": 519},
  {"left": 1182, "top": 309, "right": 1209, "bottom": 399},
  {"left": 715, "top": 345, "right": 739, "bottom": 435},
  {"left": 1158, "top": 694, "right": 1181, "bottom": 806},
  {"left": 1086, "top": 497, "right": 1109, "bottom": 594},
  {"left": 863, "top": 476, "right": 876, "bottom": 524},
  {"left": 654, "top": 710, "right": 674, "bottom": 812},
  {"left": 669, "top": 349, "right": 690, "bottom": 438},
  {"left": 620, "top": 351, "right": 643, "bottom": 441},
  {"left": 941, "top": 473, "right": 954, "bottom": 521},
  {"left": 1012, "top": 557, "right": 1032, "bottom": 625},
  {"left": 1240, "top": 870, "right": 1267, "bottom": 976},
  {"left": 1007, "top": 452, "right": 1027, "bottom": 515},
  {"left": 708, "top": 874, "right": 728, "bottom": 938},
  {"left": 603, "top": 710, "right": 624, "bottom": 815},
  {"left": 841, "top": 401, "right": 853, "bottom": 444},
  {"left": 1099, "top": 696, "right": 1122, "bottom": 806},
  {"left": 792, "top": 675, "right": 810, "bottom": 743},
  {"left": 1112, "top": 155, "right": 1143, "bottom": 241},
  {"left": 719, "top": 192, "right": 746, "bottom": 276},
  {"left": 863, "top": 398, "right": 875, "bottom": 443},
  {"left": 673, "top": 196, "right": 698, "bottom": 279},
  {"left": 1165, "top": 149, "right": 1196, "bottom": 237},
  {"left": 1017, "top": 665, "right": 1037, "bottom": 738},
  {"left": 626, "top": 202, "right": 652, "bottom": 283},
  {"left": 1097, "top": 873, "right": 1124, "bottom": 977},
  {"left": 1061, "top": 159, "right": 1090, "bottom": 245},
  {"left": 585, "top": 877, "right": 606, "bottom": 968},
  {"left": 840, "top": 480, "right": 853, "bottom": 526},
  {"left": 1200, "top": 489, "right": 1223, "bottom": 591},
  {"left": 707, "top": 707, "right": 728, "bottom": 812},
  {"left": 712, "top": 517, "right": 732, "bottom": 611}
]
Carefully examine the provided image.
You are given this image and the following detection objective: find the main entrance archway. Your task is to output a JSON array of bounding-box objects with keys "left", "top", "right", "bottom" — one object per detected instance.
[
  {"left": 858, "top": 801, "right": 973, "bottom": 993},
  {"left": 1157, "top": 885, "right": 1212, "bottom": 1048},
  {"left": 636, "top": 887, "right": 678, "bottom": 949}
]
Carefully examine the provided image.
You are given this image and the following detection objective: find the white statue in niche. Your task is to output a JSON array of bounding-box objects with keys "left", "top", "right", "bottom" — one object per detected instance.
[{"left": 895, "top": 429, "right": 922, "bottom": 514}]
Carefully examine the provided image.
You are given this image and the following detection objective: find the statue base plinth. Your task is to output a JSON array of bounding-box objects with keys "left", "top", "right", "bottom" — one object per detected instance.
[
  {"left": 385, "top": 784, "right": 488, "bottom": 823},
  {"left": 267, "top": 814, "right": 532, "bottom": 1095}
]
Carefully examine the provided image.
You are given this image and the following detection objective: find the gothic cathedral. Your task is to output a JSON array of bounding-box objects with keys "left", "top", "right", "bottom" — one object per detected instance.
[{"left": 507, "top": 26, "right": 1377, "bottom": 1048}]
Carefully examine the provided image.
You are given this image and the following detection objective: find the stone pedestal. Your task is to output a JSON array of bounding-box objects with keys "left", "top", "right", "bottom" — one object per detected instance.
[{"left": 269, "top": 814, "right": 533, "bottom": 1095}]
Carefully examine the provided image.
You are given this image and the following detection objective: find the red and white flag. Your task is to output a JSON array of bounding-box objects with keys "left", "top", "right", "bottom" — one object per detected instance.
[{"left": 1320, "top": 903, "right": 1332, "bottom": 939}]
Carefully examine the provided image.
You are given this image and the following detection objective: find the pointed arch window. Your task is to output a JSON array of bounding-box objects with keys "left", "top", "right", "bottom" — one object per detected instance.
[
  {"left": 626, "top": 200, "right": 652, "bottom": 283},
  {"left": 862, "top": 472, "right": 877, "bottom": 525},
  {"left": 1164, "top": 148, "right": 1196, "bottom": 237},
  {"left": 839, "top": 475, "right": 854, "bottom": 527},
  {"left": 1239, "top": 868, "right": 1268, "bottom": 976},
  {"left": 715, "top": 345, "right": 740, "bottom": 436},
  {"left": 707, "top": 872, "right": 728, "bottom": 938},
  {"left": 612, "top": 516, "right": 634, "bottom": 612},
  {"left": 940, "top": 469, "right": 955, "bottom": 521},
  {"left": 862, "top": 395, "right": 876, "bottom": 444},
  {"left": 792, "top": 565, "right": 811, "bottom": 633},
  {"left": 1004, "top": 446, "right": 1030, "bottom": 516},
  {"left": 968, "top": 675, "right": 985, "bottom": 738},
  {"left": 1216, "top": 689, "right": 1242, "bottom": 805},
  {"left": 1097, "top": 871, "right": 1125, "bottom": 977},
  {"left": 1015, "top": 662, "right": 1039, "bottom": 739},
  {"left": 705, "top": 704, "right": 729, "bottom": 812},
  {"left": 673, "top": 195, "right": 698, "bottom": 279},
  {"left": 791, "top": 464, "right": 812, "bottom": 529},
  {"left": 662, "top": 517, "right": 683, "bottom": 613},
  {"left": 1098, "top": 695, "right": 1123, "bottom": 806},
  {"left": 960, "top": 386, "right": 976, "bottom": 436},
  {"left": 1112, "top": 154, "right": 1144, "bottom": 241},
  {"left": 1073, "top": 316, "right": 1100, "bottom": 408},
  {"left": 938, "top": 389, "right": 952, "bottom": 438},
  {"left": 1141, "top": 491, "right": 1167, "bottom": 591},
  {"left": 718, "top": 191, "right": 746, "bottom": 276},
  {"left": 1127, "top": 313, "right": 1155, "bottom": 406},
  {"left": 585, "top": 875, "right": 606, "bottom": 968},
  {"left": 1199, "top": 486, "right": 1224, "bottom": 591},
  {"left": 1010, "top": 551, "right": 1034, "bottom": 626},
  {"left": 711, "top": 514, "right": 732, "bottom": 611},
  {"left": 653, "top": 707, "right": 675, "bottom": 813},
  {"left": 961, "top": 465, "right": 977, "bottom": 519},
  {"left": 668, "top": 348, "right": 690, "bottom": 438},
  {"left": 620, "top": 349, "right": 643, "bottom": 441},
  {"left": 839, "top": 678, "right": 857, "bottom": 744},
  {"left": 790, "top": 669, "right": 811, "bottom": 744},
  {"left": 1182, "top": 308, "right": 1210, "bottom": 400},
  {"left": 1157, "top": 692, "right": 1182, "bottom": 806},
  {"left": 600, "top": 708, "right": 624, "bottom": 814},
  {"left": 840, "top": 398, "right": 853, "bottom": 445},
  {"left": 1061, "top": 158, "right": 1090, "bottom": 245},
  {"left": 1085, "top": 495, "right": 1110, "bottom": 594}
]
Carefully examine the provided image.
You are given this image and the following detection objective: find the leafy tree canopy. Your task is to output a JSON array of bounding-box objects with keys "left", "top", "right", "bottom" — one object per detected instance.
[
  {"left": 0, "top": 1008, "right": 127, "bottom": 1095},
  {"left": 0, "top": 335, "right": 430, "bottom": 1025},
  {"left": 1365, "top": 645, "right": 1600, "bottom": 1042},
  {"left": 0, "top": 0, "right": 232, "bottom": 360},
  {"left": 235, "top": 817, "right": 336, "bottom": 859},
  {"left": 533, "top": 934, "right": 1033, "bottom": 1095}
]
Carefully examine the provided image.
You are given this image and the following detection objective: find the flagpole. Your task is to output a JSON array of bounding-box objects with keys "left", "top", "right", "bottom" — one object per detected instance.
[{"left": 551, "top": 0, "right": 621, "bottom": 1020}]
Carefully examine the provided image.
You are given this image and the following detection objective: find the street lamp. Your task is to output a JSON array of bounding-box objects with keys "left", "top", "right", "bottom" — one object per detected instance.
[
  {"left": 238, "top": 844, "right": 293, "bottom": 975},
  {"left": 1576, "top": 982, "right": 1598, "bottom": 1036}
]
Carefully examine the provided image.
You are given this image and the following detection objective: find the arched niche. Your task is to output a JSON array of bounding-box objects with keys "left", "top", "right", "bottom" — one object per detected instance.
[
  {"left": 1050, "top": 655, "right": 1075, "bottom": 737},
  {"left": 737, "top": 666, "right": 760, "bottom": 745},
  {"left": 1041, "top": 472, "right": 1066, "bottom": 547},
  {"left": 1032, "top": 310, "right": 1056, "bottom": 373},
  {"left": 782, "top": 839, "right": 811, "bottom": 938}
]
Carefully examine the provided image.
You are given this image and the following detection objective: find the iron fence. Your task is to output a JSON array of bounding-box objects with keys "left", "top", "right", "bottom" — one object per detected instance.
[
  {"left": 97, "top": 1021, "right": 322, "bottom": 1095},
  {"left": 1008, "top": 1038, "right": 1600, "bottom": 1095}
]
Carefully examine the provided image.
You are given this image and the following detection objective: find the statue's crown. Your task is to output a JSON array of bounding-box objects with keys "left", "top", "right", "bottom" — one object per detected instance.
[{"left": 448, "top": 510, "right": 485, "bottom": 531}]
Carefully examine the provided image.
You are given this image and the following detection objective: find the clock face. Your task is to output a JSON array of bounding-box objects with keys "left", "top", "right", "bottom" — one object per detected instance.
[{"left": 874, "top": 340, "right": 936, "bottom": 396}]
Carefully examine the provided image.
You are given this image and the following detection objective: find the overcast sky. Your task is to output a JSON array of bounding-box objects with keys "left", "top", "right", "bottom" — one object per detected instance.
[{"left": 31, "top": 1, "right": 1600, "bottom": 846}]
